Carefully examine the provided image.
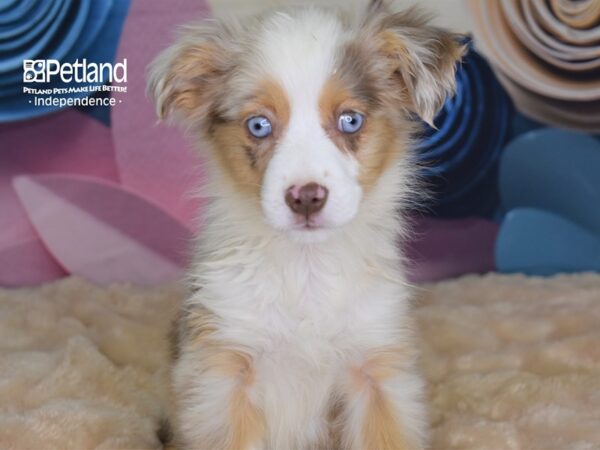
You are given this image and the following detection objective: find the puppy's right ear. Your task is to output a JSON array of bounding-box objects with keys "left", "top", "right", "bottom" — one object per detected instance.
[{"left": 147, "top": 20, "right": 238, "bottom": 124}]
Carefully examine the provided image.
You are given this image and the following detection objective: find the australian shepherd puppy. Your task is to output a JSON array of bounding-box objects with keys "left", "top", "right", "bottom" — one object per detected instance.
[{"left": 148, "top": 1, "right": 464, "bottom": 448}]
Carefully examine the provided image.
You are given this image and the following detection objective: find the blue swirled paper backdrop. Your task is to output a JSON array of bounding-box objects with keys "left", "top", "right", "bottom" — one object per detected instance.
[
  {"left": 416, "top": 42, "right": 514, "bottom": 218},
  {"left": 0, "top": 0, "right": 130, "bottom": 122}
]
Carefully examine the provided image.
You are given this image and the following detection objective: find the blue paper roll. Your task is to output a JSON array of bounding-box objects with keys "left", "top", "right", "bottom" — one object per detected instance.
[
  {"left": 0, "top": 0, "right": 50, "bottom": 41},
  {"left": 496, "top": 208, "right": 600, "bottom": 276},
  {"left": 0, "top": 0, "right": 75, "bottom": 73},
  {"left": 0, "top": 0, "right": 38, "bottom": 25},
  {"left": 416, "top": 41, "right": 514, "bottom": 218},
  {"left": 499, "top": 128, "right": 600, "bottom": 233}
]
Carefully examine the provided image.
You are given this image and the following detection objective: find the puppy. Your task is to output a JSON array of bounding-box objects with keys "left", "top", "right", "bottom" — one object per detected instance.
[{"left": 148, "top": 1, "right": 464, "bottom": 448}]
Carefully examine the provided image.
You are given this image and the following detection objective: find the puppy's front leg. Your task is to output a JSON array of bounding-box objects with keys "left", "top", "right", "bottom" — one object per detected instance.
[
  {"left": 174, "top": 347, "right": 265, "bottom": 450},
  {"left": 337, "top": 347, "right": 427, "bottom": 450}
]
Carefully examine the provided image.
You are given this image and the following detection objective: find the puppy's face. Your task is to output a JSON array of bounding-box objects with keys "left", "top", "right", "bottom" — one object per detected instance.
[{"left": 149, "top": 1, "right": 464, "bottom": 241}]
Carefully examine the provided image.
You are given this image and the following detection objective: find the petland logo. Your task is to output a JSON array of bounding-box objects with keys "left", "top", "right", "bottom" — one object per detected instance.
[
  {"left": 22, "top": 58, "right": 128, "bottom": 108},
  {"left": 23, "top": 58, "right": 127, "bottom": 84}
]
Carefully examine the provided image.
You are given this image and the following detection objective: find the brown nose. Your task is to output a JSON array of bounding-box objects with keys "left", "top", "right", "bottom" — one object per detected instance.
[{"left": 285, "top": 183, "right": 329, "bottom": 218}]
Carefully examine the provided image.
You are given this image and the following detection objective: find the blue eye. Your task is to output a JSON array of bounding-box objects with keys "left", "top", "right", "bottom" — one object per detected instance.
[
  {"left": 247, "top": 116, "right": 272, "bottom": 138},
  {"left": 338, "top": 111, "right": 364, "bottom": 134}
]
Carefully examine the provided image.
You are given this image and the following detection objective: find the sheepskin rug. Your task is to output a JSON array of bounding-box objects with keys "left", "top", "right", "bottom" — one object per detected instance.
[{"left": 1, "top": 273, "right": 599, "bottom": 449}]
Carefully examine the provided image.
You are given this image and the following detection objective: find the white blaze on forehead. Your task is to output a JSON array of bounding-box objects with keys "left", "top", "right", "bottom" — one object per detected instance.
[
  {"left": 253, "top": 8, "right": 364, "bottom": 236},
  {"left": 254, "top": 9, "right": 349, "bottom": 112}
]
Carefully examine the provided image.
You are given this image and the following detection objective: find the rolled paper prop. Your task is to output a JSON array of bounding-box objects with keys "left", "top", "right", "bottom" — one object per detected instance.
[
  {"left": 0, "top": 108, "right": 119, "bottom": 287},
  {"left": 499, "top": 128, "right": 600, "bottom": 232},
  {"left": 537, "top": 0, "right": 600, "bottom": 45},
  {"left": 0, "top": 238, "right": 67, "bottom": 287},
  {"left": 416, "top": 43, "right": 513, "bottom": 217},
  {"left": 0, "top": 109, "right": 119, "bottom": 249},
  {"left": 111, "top": 0, "right": 210, "bottom": 228},
  {"left": 496, "top": 208, "right": 600, "bottom": 276},
  {"left": 549, "top": 0, "right": 600, "bottom": 30},
  {"left": 405, "top": 216, "right": 498, "bottom": 283},
  {"left": 13, "top": 175, "right": 192, "bottom": 286},
  {"left": 501, "top": 0, "right": 600, "bottom": 73},
  {"left": 0, "top": 0, "right": 130, "bottom": 122},
  {"left": 468, "top": 0, "right": 600, "bottom": 133},
  {"left": 497, "top": 72, "right": 600, "bottom": 133}
]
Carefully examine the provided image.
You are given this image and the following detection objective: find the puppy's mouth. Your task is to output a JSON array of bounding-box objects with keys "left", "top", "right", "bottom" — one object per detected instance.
[
  {"left": 293, "top": 217, "right": 324, "bottom": 231},
  {"left": 286, "top": 216, "right": 336, "bottom": 243}
]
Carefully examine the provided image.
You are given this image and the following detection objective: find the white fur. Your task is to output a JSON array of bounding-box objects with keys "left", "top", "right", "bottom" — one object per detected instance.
[{"left": 180, "top": 164, "right": 426, "bottom": 448}]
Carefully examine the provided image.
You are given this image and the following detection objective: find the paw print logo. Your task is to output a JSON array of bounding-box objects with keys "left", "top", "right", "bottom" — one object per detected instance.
[{"left": 23, "top": 60, "right": 46, "bottom": 83}]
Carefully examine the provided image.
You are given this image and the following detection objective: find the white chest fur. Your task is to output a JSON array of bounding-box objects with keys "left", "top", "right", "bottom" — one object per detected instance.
[
  {"left": 186, "top": 202, "right": 414, "bottom": 448},
  {"left": 191, "top": 213, "right": 411, "bottom": 353}
]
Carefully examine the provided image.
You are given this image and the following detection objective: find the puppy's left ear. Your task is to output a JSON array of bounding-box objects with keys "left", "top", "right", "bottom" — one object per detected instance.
[{"left": 367, "top": 6, "right": 466, "bottom": 126}]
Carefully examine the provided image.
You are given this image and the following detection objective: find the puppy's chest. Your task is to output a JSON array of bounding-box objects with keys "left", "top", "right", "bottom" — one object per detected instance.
[{"left": 213, "top": 259, "right": 401, "bottom": 356}]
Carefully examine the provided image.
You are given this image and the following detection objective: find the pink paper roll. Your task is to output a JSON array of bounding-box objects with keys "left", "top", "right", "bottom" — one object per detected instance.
[
  {"left": 13, "top": 174, "right": 192, "bottom": 286},
  {"left": 111, "top": 0, "right": 210, "bottom": 230},
  {"left": 405, "top": 216, "right": 499, "bottom": 283},
  {"left": 0, "top": 109, "right": 119, "bottom": 248},
  {"left": 0, "top": 238, "right": 67, "bottom": 287}
]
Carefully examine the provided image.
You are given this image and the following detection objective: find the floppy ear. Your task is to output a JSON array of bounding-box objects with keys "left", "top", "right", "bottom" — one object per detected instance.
[
  {"left": 147, "top": 20, "right": 239, "bottom": 124},
  {"left": 366, "top": 4, "right": 466, "bottom": 126}
]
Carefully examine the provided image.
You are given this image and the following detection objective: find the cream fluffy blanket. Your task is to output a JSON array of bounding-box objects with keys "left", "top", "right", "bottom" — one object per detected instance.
[{"left": 1, "top": 274, "right": 599, "bottom": 449}]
